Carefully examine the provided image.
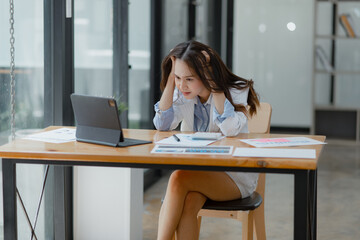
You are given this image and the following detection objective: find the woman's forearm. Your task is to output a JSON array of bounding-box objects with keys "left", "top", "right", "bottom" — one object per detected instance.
[
  {"left": 158, "top": 75, "right": 175, "bottom": 111},
  {"left": 212, "top": 92, "right": 226, "bottom": 115}
]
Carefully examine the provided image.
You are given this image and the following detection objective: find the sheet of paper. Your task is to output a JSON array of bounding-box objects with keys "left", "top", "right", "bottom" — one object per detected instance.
[
  {"left": 151, "top": 145, "right": 233, "bottom": 155},
  {"left": 233, "top": 148, "right": 316, "bottom": 159},
  {"left": 191, "top": 132, "right": 222, "bottom": 140},
  {"left": 155, "top": 134, "right": 220, "bottom": 147},
  {"left": 240, "top": 137, "right": 326, "bottom": 148},
  {"left": 23, "top": 127, "right": 76, "bottom": 143}
]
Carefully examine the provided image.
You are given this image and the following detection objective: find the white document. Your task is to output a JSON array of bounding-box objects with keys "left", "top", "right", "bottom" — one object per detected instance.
[
  {"left": 240, "top": 137, "right": 325, "bottom": 148},
  {"left": 233, "top": 148, "right": 316, "bottom": 159},
  {"left": 155, "top": 134, "right": 219, "bottom": 147},
  {"left": 151, "top": 145, "right": 233, "bottom": 155},
  {"left": 191, "top": 132, "right": 222, "bottom": 140},
  {"left": 23, "top": 127, "right": 76, "bottom": 143}
]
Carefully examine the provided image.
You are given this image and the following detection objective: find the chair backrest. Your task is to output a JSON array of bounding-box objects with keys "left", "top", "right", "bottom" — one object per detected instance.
[
  {"left": 248, "top": 102, "right": 272, "bottom": 134},
  {"left": 247, "top": 102, "right": 272, "bottom": 195}
]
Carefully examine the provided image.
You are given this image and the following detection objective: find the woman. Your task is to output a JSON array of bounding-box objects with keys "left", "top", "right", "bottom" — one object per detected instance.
[{"left": 153, "top": 40, "right": 260, "bottom": 240}]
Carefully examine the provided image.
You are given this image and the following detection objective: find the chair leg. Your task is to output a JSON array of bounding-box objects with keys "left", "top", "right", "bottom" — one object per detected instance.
[
  {"left": 253, "top": 205, "right": 266, "bottom": 240},
  {"left": 242, "top": 211, "right": 254, "bottom": 240}
]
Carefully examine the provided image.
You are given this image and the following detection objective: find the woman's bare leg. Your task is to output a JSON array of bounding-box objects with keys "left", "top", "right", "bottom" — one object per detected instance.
[
  {"left": 157, "top": 170, "right": 241, "bottom": 240},
  {"left": 175, "top": 191, "right": 206, "bottom": 240}
]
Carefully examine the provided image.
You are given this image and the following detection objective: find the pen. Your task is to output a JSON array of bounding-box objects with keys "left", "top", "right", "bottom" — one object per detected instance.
[{"left": 173, "top": 134, "right": 181, "bottom": 142}]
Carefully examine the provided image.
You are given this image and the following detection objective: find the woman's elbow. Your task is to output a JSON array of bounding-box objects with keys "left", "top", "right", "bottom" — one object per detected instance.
[
  {"left": 218, "top": 118, "right": 245, "bottom": 137},
  {"left": 153, "top": 119, "right": 167, "bottom": 131},
  {"left": 153, "top": 123, "right": 170, "bottom": 131},
  {"left": 221, "top": 128, "right": 239, "bottom": 137}
]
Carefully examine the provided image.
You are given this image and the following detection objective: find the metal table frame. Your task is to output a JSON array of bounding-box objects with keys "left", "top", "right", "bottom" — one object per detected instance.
[{"left": 2, "top": 158, "right": 317, "bottom": 240}]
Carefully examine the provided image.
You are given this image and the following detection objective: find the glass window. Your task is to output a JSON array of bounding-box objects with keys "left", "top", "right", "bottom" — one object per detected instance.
[
  {"left": 0, "top": 0, "right": 44, "bottom": 143},
  {"left": 128, "top": 0, "right": 151, "bottom": 129},
  {"left": 163, "top": 0, "right": 189, "bottom": 56},
  {"left": 74, "top": 0, "right": 113, "bottom": 96},
  {"left": 0, "top": 0, "right": 45, "bottom": 238}
]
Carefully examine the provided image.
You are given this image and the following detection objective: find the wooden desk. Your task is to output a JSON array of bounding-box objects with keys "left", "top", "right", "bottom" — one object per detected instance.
[{"left": 0, "top": 126, "right": 326, "bottom": 240}]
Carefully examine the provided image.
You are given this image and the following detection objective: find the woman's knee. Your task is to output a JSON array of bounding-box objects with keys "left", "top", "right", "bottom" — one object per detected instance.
[
  {"left": 167, "top": 170, "right": 190, "bottom": 192},
  {"left": 182, "top": 192, "right": 206, "bottom": 217}
]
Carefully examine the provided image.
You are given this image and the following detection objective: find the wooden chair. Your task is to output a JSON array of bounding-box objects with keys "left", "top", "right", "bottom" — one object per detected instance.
[{"left": 197, "top": 102, "right": 272, "bottom": 240}]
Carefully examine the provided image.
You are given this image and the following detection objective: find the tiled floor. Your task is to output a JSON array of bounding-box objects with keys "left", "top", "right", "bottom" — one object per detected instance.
[{"left": 143, "top": 141, "right": 360, "bottom": 239}]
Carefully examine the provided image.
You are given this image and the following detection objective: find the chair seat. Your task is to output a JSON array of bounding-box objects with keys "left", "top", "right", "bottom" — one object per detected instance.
[{"left": 202, "top": 191, "right": 263, "bottom": 211}]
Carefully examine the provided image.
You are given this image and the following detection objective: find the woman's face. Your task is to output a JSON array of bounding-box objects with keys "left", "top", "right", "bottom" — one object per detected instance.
[{"left": 174, "top": 59, "right": 210, "bottom": 102}]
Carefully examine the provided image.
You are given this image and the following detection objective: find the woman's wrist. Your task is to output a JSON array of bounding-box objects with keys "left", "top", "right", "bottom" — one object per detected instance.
[
  {"left": 159, "top": 76, "right": 175, "bottom": 111},
  {"left": 166, "top": 74, "right": 175, "bottom": 89}
]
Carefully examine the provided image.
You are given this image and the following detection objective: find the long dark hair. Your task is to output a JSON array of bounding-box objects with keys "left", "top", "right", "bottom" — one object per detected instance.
[{"left": 160, "top": 40, "right": 259, "bottom": 117}]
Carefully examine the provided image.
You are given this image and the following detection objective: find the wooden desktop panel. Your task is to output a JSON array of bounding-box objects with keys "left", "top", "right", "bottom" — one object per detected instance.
[{"left": 0, "top": 126, "right": 326, "bottom": 170}]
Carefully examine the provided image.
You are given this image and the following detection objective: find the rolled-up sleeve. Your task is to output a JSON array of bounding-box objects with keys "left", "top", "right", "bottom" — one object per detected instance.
[
  {"left": 216, "top": 112, "right": 248, "bottom": 136},
  {"left": 213, "top": 98, "right": 248, "bottom": 136},
  {"left": 153, "top": 102, "right": 175, "bottom": 130},
  {"left": 213, "top": 98, "right": 235, "bottom": 123}
]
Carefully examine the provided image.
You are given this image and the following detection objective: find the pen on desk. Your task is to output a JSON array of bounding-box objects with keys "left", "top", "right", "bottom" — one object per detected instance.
[{"left": 173, "top": 134, "right": 181, "bottom": 142}]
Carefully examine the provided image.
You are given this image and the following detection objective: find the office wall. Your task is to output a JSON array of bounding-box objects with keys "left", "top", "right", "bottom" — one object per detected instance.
[{"left": 233, "top": 0, "right": 314, "bottom": 128}]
